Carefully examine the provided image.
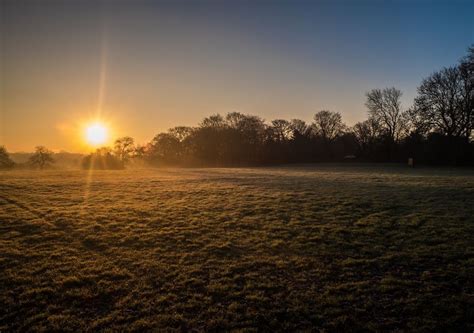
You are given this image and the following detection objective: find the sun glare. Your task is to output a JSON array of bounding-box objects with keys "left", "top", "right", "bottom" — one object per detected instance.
[{"left": 85, "top": 123, "right": 108, "bottom": 146}]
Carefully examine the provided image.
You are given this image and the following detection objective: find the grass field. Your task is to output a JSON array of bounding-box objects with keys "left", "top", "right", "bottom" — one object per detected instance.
[{"left": 1, "top": 165, "right": 473, "bottom": 332}]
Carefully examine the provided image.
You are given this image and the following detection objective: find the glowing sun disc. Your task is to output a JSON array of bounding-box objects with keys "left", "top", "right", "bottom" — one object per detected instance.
[{"left": 85, "top": 123, "right": 108, "bottom": 145}]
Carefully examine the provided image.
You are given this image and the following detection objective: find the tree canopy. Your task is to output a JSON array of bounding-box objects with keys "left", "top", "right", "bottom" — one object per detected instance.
[{"left": 29, "top": 146, "right": 54, "bottom": 169}]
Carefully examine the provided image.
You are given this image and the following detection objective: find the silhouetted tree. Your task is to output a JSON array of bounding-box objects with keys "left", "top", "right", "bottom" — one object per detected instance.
[
  {"left": 460, "top": 45, "right": 474, "bottom": 140},
  {"left": 352, "top": 117, "right": 382, "bottom": 158},
  {"left": 133, "top": 144, "right": 147, "bottom": 159},
  {"left": 414, "top": 67, "right": 472, "bottom": 139},
  {"left": 233, "top": 114, "right": 266, "bottom": 164},
  {"left": 225, "top": 112, "right": 247, "bottom": 129},
  {"left": 311, "top": 110, "right": 346, "bottom": 142},
  {"left": 82, "top": 147, "right": 124, "bottom": 170},
  {"left": 287, "top": 119, "right": 313, "bottom": 162},
  {"left": 460, "top": 44, "right": 474, "bottom": 80},
  {"left": 0, "top": 146, "right": 15, "bottom": 169},
  {"left": 168, "top": 126, "right": 193, "bottom": 142},
  {"left": 226, "top": 113, "right": 266, "bottom": 141},
  {"left": 463, "top": 44, "right": 474, "bottom": 63},
  {"left": 141, "top": 107, "right": 472, "bottom": 167},
  {"left": 148, "top": 133, "right": 181, "bottom": 165},
  {"left": 29, "top": 146, "right": 54, "bottom": 169},
  {"left": 365, "top": 87, "right": 409, "bottom": 160},
  {"left": 406, "top": 106, "right": 433, "bottom": 137},
  {"left": 114, "top": 137, "right": 135, "bottom": 163},
  {"left": 136, "top": 46, "right": 474, "bottom": 167},
  {"left": 224, "top": 112, "right": 267, "bottom": 164},
  {"left": 271, "top": 119, "right": 293, "bottom": 142},
  {"left": 365, "top": 87, "right": 407, "bottom": 143},
  {"left": 200, "top": 114, "right": 226, "bottom": 129},
  {"left": 290, "top": 119, "right": 310, "bottom": 137}
]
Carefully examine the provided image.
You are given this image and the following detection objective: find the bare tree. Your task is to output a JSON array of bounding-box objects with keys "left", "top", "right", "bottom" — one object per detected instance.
[
  {"left": 224, "top": 112, "right": 266, "bottom": 137},
  {"left": 414, "top": 67, "right": 472, "bottom": 138},
  {"left": 312, "top": 110, "right": 346, "bottom": 142},
  {"left": 460, "top": 44, "right": 474, "bottom": 73},
  {"left": 290, "top": 119, "right": 310, "bottom": 136},
  {"left": 352, "top": 117, "right": 382, "bottom": 150},
  {"left": 168, "top": 126, "right": 193, "bottom": 142},
  {"left": 200, "top": 114, "right": 226, "bottom": 129},
  {"left": 460, "top": 45, "right": 474, "bottom": 139},
  {"left": 29, "top": 146, "right": 54, "bottom": 169},
  {"left": 365, "top": 87, "right": 407, "bottom": 142},
  {"left": 133, "top": 144, "right": 147, "bottom": 159},
  {"left": 406, "top": 106, "right": 433, "bottom": 136},
  {"left": 271, "top": 119, "right": 293, "bottom": 142},
  {"left": 0, "top": 146, "right": 15, "bottom": 169},
  {"left": 225, "top": 112, "right": 246, "bottom": 129},
  {"left": 114, "top": 137, "right": 135, "bottom": 163}
]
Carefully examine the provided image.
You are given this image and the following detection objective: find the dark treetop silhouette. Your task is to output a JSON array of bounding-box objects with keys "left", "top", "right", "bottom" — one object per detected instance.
[
  {"left": 2, "top": 46, "right": 473, "bottom": 170},
  {"left": 103, "top": 45, "right": 472, "bottom": 168}
]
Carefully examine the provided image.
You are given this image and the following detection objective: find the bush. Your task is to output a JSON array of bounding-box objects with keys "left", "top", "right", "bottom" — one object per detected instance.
[
  {"left": 0, "top": 146, "right": 15, "bottom": 169},
  {"left": 82, "top": 148, "right": 124, "bottom": 170}
]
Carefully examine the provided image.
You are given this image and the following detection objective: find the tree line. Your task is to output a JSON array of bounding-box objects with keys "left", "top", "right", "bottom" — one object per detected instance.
[
  {"left": 0, "top": 146, "right": 55, "bottom": 170},
  {"left": 1, "top": 45, "right": 472, "bottom": 170}
]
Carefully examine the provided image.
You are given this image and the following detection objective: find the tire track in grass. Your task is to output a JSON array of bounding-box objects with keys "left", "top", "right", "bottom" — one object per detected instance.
[
  {"left": 0, "top": 193, "right": 134, "bottom": 287},
  {"left": 0, "top": 194, "right": 57, "bottom": 234},
  {"left": 0, "top": 195, "right": 132, "bottom": 331},
  {"left": 0, "top": 195, "right": 106, "bottom": 251},
  {"left": 0, "top": 191, "right": 147, "bottom": 263},
  {"left": 0, "top": 195, "right": 97, "bottom": 244},
  {"left": 0, "top": 195, "right": 49, "bottom": 220}
]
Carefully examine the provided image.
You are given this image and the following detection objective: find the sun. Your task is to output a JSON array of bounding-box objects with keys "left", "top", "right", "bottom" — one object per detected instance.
[{"left": 85, "top": 122, "right": 108, "bottom": 146}]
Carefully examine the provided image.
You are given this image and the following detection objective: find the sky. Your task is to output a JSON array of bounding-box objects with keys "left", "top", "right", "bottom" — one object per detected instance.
[{"left": 1, "top": 0, "right": 473, "bottom": 152}]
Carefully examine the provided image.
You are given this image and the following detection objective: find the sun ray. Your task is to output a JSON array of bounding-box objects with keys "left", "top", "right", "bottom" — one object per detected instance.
[{"left": 82, "top": 23, "right": 109, "bottom": 215}]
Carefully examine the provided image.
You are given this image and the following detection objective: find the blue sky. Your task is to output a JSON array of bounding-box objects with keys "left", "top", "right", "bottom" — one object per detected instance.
[{"left": 2, "top": 0, "right": 473, "bottom": 151}]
